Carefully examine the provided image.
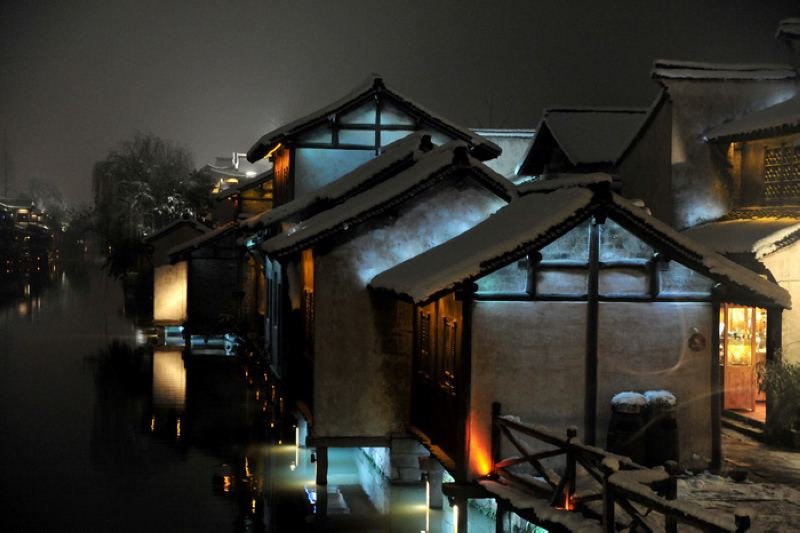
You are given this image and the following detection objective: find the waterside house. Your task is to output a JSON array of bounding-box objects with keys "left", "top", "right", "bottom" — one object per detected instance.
[{"left": 370, "top": 176, "right": 790, "bottom": 478}]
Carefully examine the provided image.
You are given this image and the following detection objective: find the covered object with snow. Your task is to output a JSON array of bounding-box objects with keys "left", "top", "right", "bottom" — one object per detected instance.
[{"left": 370, "top": 176, "right": 789, "bottom": 479}]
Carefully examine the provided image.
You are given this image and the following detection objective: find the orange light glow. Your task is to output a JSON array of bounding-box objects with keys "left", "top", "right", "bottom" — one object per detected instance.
[
  {"left": 469, "top": 420, "right": 493, "bottom": 476},
  {"left": 556, "top": 491, "right": 574, "bottom": 511}
]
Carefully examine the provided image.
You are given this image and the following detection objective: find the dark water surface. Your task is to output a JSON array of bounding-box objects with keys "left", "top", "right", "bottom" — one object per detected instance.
[
  {"left": 0, "top": 262, "right": 446, "bottom": 533},
  {"left": 0, "top": 262, "right": 302, "bottom": 532}
]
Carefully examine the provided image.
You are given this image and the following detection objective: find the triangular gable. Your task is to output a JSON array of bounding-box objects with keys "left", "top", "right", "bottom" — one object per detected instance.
[
  {"left": 370, "top": 180, "right": 790, "bottom": 309},
  {"left": 240, "top": 132, "right": 434, "bottom": 236},
  {"left": 168, "top": 221, "right": 238, "bottom": 262},
  {"left": 704, "top": 94, "right": 800, "bottom": 142},
  {"left": 246, "top": 75, "right": 501, "bottom": 163},
  {"left": 261, "top": 141, "right": 517, "bottom": 259},
  {"left": 517, "top": 108, "right": 647, "bottom": 176},
  {"left": 143, "top": 218, "right": 209, "bottom": 245},
  {"left": 615, "top": 90, "right": 668, "bottom": 166}
]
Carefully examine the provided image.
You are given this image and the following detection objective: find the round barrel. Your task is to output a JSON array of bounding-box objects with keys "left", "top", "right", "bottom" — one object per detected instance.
[{"left": 607, "top": 392, "right": 647, "bottom": 465}]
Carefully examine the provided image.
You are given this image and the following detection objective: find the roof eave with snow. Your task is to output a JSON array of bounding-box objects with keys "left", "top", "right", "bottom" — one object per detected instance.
[
  {"left": 261, "top": 142, "right": 517, "bottom": 260},
  {"left": 370, "top": 183, "right": 790, "bottom": 309},
  {"left": 651, "top": 59, "right": 797, "bottom": 82},
  {"left": 245, "top": 75, "right": 501, "bottom": 163}
]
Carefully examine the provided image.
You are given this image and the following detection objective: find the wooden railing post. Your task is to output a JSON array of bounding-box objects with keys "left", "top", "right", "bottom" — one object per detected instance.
[
  {"left": 664, "top": 460, "right": 678, "bottom": 533},
  {"left": 566, "top": 427, "right": 577, "bottom": 508},
  {"left": 601, "top": 458, "right": 618, "bottom": 533},
  {"left": 491, "top": 402, "right": 502, "bottom": 477}
]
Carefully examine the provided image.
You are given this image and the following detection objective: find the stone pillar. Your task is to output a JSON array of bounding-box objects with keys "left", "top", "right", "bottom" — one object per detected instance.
[
  {"left": 418, "top": 456, "right": 444, "bottom": 509},
  {"left": 389, "top": 434, "right": 426, "bottom": 484}
]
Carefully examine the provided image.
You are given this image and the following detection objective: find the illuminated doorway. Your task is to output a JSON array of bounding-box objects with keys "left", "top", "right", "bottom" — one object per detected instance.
[{"left": 720, "top": 304, "right": 767, "bottom": 414}]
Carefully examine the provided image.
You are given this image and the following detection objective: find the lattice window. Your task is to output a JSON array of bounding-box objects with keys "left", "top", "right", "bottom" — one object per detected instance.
[{"left": 764, "top": 145, "right": 800, "bottom": 204}]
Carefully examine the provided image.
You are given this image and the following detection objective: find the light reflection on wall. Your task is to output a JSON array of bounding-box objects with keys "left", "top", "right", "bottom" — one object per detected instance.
[{"left": 153, "top": 262, "right": 188, "bottom": 324}]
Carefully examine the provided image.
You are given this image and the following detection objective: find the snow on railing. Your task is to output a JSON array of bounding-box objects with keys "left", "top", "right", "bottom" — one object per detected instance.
[{"left": 490, "top": 402, "right": 750, "bottom": 532}]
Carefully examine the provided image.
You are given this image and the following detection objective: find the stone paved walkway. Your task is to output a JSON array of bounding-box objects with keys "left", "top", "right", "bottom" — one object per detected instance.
[{"left": 677, "top": 427, "right": 800, "bottom": 532}]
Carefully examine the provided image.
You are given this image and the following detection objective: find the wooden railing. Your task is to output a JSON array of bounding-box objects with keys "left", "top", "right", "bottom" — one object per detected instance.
[{"left": 491, "top": 403, "right": 750, "bottom": 532}]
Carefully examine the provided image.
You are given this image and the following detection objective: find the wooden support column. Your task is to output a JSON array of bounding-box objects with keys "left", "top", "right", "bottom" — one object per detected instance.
[
  {"left": 710, "top": 301, "right": 722, "bottom": 472},
  {"left": 585, "top": 217, "right": 602, "bottom": 446},
  {"left": 495, "top": 503, "right": 506, "bottom": 533},
  {"left": 491, "top": 402, "right": 502, "bottom": 477},
  {"left": 315, "top": 446, "right": 328, "bottom": 485}
]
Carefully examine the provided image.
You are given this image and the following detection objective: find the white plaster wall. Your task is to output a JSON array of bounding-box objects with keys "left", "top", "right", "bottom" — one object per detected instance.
[
  {"left": 598, "top": 302, "right": 713, "bottom": 469},
  {"left": 294, "top": 148, "right": 375, "bottom": 199},
  {"left": 664, "top": 79, "right": 797, "bottom": 230},
  {"left": 761, "top": 245, "right": 800, "bottom": 364},
  {"left": 311, "top": 183, "right": 508, "bottom": 438},
  {"left": 468, "top": 301, "right": 587, "bottom": 479},
  {"left": 465, "top": 299, "right": 713, "bottom": 477},
  {"left": 153, "top": 262, "right": 188, "bottom": 325}
]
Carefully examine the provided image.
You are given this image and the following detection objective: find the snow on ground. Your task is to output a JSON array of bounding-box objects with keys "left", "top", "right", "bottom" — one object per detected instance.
[{"left": 677, "top": 428, "right": 800, "bottom": 531}]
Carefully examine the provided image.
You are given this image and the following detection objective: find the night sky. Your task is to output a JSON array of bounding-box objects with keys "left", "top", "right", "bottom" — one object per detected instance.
[{"left": 1, "top": 0, "right": 797, "bottom": 205}]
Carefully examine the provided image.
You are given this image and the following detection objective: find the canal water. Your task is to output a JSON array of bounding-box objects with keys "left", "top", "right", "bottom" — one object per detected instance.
[{"left": 0, "top": 261, "right": 474, "bottom": 532}]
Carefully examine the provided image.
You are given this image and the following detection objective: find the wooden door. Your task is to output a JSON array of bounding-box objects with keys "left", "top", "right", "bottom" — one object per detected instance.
[{"left": 722, "top": 305, "right": 762, "bottom": 411}]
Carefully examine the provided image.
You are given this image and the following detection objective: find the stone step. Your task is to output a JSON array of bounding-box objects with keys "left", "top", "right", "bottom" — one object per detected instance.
[{"left": 722, "top": 415, "right": 765, "bottom": 441}]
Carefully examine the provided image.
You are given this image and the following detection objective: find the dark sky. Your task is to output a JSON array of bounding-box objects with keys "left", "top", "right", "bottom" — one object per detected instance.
[{"left": 0, "top": 0, "right": 797, "bottom": 205}]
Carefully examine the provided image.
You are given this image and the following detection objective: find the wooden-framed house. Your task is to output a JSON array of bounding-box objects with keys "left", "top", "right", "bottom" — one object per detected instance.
[
  {"left": 244, "top": 75, "right": 501, "bottom": 207},
  {"left": 369, "top": 176, "right": 790, "bottom": 481},
  {"left": 144, "top": 217, "right": 210, "bottom": 336},
  {"left": 168, "top": 222, "right": 262, "bottom": 354},
  {"left": 681, "top": 94, "right": 800, "bottom": 415},
  {"left": 257, "top": 139, "right": 517, "bottom": 481},
  {"left": 617, "top": 60, "right": 797, "bottom": 230}
]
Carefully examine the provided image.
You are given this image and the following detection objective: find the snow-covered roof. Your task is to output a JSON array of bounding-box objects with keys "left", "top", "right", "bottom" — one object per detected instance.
[
  {"left": 214, "top": 170, "right": 274, "bottom": 200},
  {"left": 246, "top": 75, "right": 501, "bottom": 163},
  {"left": 143, "top": 217, "right": 209, "bottom": 244},
  {"left": 651, "top": 59, "right": 796, "bottom": 81},
  {"left": 776, "top": 18, "right": 800, "bottom": 40},
  {"left": 369, "top": 181, "right": 791, "bottom": 309},
  {"left": 683, "top": 217, "right": 800, "bottom": 259},
  {"left": 704, "top": 94, "right": 800, "bottom": 142},
  {"left": 261, "top": 141, "right": 517, "bottom": 259},
  {"left": 517, "top": 108, "right": 647, "bottom": 176},
  {"left": 517, "top": 173, "right": 613, "bottom": 194},
  {"left": 168, "top": 221, "right": 238, "bottom": 260},
  {"left": 240, "top": 132, "right": 434, "bottom": 235}
]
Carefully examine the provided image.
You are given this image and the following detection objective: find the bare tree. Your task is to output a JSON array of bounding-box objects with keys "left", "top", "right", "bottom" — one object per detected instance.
[{"left": 92, "top": 132, "right": 213, "bottom": 278}]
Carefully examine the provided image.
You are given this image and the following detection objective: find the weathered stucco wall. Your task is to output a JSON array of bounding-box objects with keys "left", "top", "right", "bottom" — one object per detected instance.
[
  {"left": 619, "top": 99, "right": 673, "bottom": 225},
  {"left": 153, "top": 262, "right": 188, "bottom": 325},
  {"left": 469, "top": 301, "right": 587, "bottom": 478},
  {"left": 762, "top": 245, "right": 800, "bottom": 364},
  {"left": 294, "top": 148, "right": 375, "bottom": 199},
  {"left": 311, "top": 182, "right": 507, "bottom": 438},
  {"left": 597, "top": 301, "right": 714, "bottom": 469},
  {"left": 466, "top": 299, "right": 714, "bottom": 477}
]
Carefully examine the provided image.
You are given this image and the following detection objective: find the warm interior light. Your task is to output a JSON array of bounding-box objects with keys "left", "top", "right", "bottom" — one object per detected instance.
[{"left": 453, "top": 504, "right": 459, "bottom": 533}]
